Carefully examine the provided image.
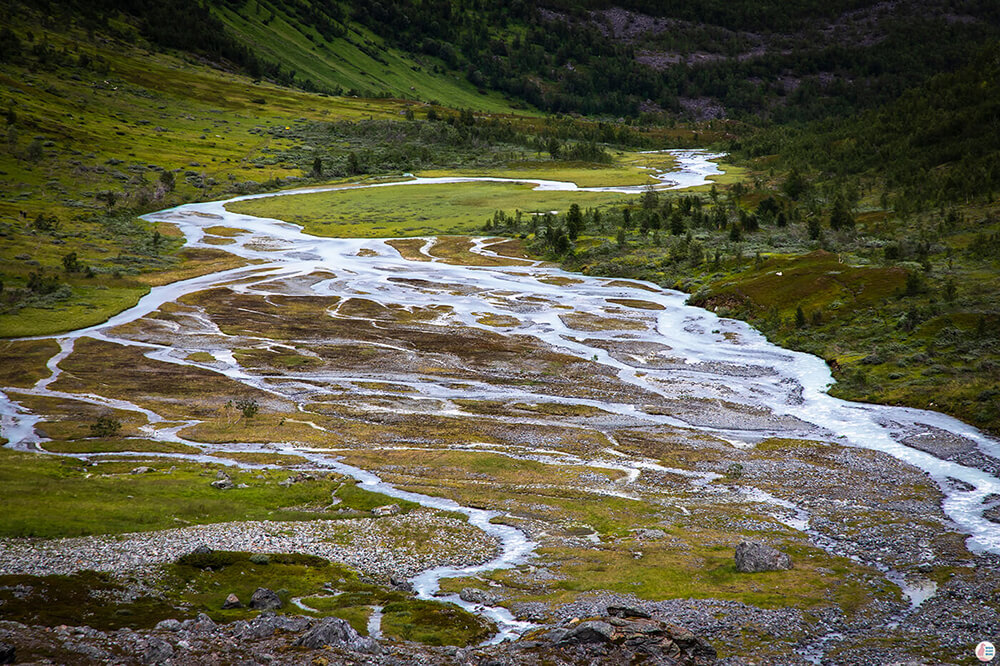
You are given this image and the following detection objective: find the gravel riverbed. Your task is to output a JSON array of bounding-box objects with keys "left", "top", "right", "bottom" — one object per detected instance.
[{"left": 0, "top": 510, "right": 499, "bottom": 580}]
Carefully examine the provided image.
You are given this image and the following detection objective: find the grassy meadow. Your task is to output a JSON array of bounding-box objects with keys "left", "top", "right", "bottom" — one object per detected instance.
[{"left": 228, "top": 181, "right": 629, "bottom": 237}]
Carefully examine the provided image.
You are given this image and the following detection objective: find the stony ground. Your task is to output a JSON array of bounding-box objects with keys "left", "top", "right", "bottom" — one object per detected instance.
[{"left": 0, "top": 510, "right": 498, "bottom": 580}]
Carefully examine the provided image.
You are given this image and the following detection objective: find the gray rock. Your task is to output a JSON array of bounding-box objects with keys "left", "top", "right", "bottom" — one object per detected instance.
[
  {"left": 232, "top": 611, "right": 311, "bottom": 640},
  {"left": 295, "top": 617, "right": 379, "bottom": 653},
  {"left": 249, "top": 587, "right": 282, "bottom": 610},
  {"left": 73, "top": 644, "right": 111, "bottom": 660},
  {"left": 211, "top": 479, "right": 234, "bottom": 490},
  {"left": 372, "top": 503, "right": 400, "bottom": 517},
  {"left": 560, "top": 620, "right": 615, "bottom": 644},
  {"left": 191, "top": 544, "right": 212, "bottom": 555},
  {"left": 390, "top": 576, "right": 414, "bottom": 592},
  {"left": 0, "top": 642, "right": 14, "bottom": 665},
  {"left": 509, "top": 601, "right": 548, "bottom": 622},
  {"left": 460, "top": 587, "right": 501, "bottom": 605},
  {"left": 154, "top": 619, "right": 182, "bottom": 632},
  {"left": 607, "top": 604, "right": 651, "bottom": 619},
  {"left": 222, "top": 593, "right": 243, "bottom": 609},
  {"left": 131, "top": 466, "right": 155, "bottom": 474},
  {"left": 632, "top": 528, "right": 667, "bottom": 540},
  {"left": 182, "top": 612, "right": 216, "bottom": 634},
  {"left": 545, "top": 615, "right": 717, "bottom": 665},
  {"left": 734, "top": 541, "right": 792, "bottom": 573},
  {"left": 141, "top": 637, "right": 173, "bottom": 664}
]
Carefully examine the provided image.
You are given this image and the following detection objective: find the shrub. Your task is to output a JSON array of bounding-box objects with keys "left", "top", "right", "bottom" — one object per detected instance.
[
  {"left": 234, "top": 398, "right": 259, "bottom": 419},
  {"left": 90, "top": 415, "right": 122, "bottom": 438}
]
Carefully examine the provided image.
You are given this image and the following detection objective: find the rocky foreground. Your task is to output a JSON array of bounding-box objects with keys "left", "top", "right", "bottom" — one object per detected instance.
[{"left": 0, "top": 606, "right": 720, "bottom": 666}]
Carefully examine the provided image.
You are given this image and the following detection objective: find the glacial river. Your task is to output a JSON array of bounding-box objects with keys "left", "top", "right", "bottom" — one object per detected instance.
[{"left": 2, "top": 150, "right": 999, "bottom": 642}]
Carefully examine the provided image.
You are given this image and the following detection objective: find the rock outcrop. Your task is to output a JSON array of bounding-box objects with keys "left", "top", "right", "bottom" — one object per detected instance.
[
  {"left": 295, "top": 617, "right": 380, "bottom": 654},
  {"left": 530, "top": 614, "right": 718, "bottom": 665},
  {"left": 460, "top": 587, "right": 502, "bottom": 605},
  {"left": 249, "top": 587, "right": 282, "bottom": 610},
  {"left": 734, "top": 541, "right": 792, "bottom": 573}
]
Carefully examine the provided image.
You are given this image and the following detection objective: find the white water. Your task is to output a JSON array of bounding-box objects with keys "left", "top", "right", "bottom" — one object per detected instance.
[{"left": 2, "top": 150, "right": 999, "bottom": 642}]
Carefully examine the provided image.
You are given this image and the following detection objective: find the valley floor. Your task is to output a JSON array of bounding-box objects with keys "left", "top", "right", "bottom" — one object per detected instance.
[{"left": 2, "top": 162, "right": 1000, "bottom": 664}]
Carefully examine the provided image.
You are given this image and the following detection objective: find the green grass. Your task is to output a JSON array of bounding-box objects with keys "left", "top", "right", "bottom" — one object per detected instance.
[
  {"left": 380, "top": 599, "right": 494, "bottom": 646},
  {"left": 226, "top": 181, "right": 628, "bottom": 238},
  {"left": 416, "top": 151, "right": 680, "bottom": 188},
  {"left": 0, "top": 571, "right": 180, "bottom": 630},
  {"left": 213, "top": 5, "right": 520, "bottom": 113},
  {"left": 694, "top": 250, "right": 906, "bottom": 325},
  {"left": 42, "top": 438, "right": 202, "bottom": 455},
  {"left": 166, "top": 551, "right": 491, "bottom": 643},
  {"left": 0, "top": 283, "right": 150, "bottom": 337},
  {"left": 0, "top": 448, "right": 402, "bottom": 538},
  {"left": 0, "top": 339, "right": 58, "bottom": 387}
]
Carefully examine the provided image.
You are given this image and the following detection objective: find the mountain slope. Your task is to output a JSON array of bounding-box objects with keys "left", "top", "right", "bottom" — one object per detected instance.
[{"left": 210, "top": 1, "right": 520, "bottom": 111}]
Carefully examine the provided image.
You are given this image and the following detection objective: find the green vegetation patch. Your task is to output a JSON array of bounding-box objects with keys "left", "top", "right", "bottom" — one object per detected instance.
[
  {"left": 416, "top": 151, "right": 677, "bottom": 188},
  {"left": 167, "top": 551, "right": 491, "bottom": 644},
  {"left": 42, "top": 438, "right": 201, "bottom": 455},
  {"left": 381, "top": 599, "right": 494, "bottom": 646},
  {"left": 0, "top": 284, "right": 150, "bottom": 338},
  {"left": 695, "top": 250, "right": 906, "bottom": 323},
  {"left": 0, "top": 339, "right": 59, "bottom": 387},
  {"left": 0, "top": 448, "right": 400, "bottom": 538},
  {"left": 226, "top": 181, "right": 626, "bottom": 238},
  {"left": 0, "top": 570, "right": 179, "bottom": 630}
]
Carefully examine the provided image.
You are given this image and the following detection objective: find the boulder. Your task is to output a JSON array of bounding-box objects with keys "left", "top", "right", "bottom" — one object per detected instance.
[
  {"left": 607, "top": 604, "right": 651, "bottom": 619},
  {"left": 131, "top": 466, "right": 155, "bottom": 475},
  {"left": 547, "top": 615, "right": 716, "bottom": 665},
  {"left": 222, "top": 593, "right": 243, "bottom": 609},
  {"left": 0, "top": 642, "right": 14, "bottom": 665},
  {"left": 232, "top": 612, "right": 311, "bottom": 640},
  {"left": 459, "top": 587, "right": 501, "bottom": 606},
  {"left": 184, "top": 612, "right": 217, "bottom": 633},
  {"left": 191, "top": 544, "right": 212, "bottom": 556},
  {"left": 734, "top": 541, "right": 792, "bottom": 573},
  {"left": 211, "top": 478, "right": 234, "bottom": 490},
  {"left": 389, "top": 576, "right": 414, "bottom": 592},
  {"left": 631, "top": 528, "right": 667, "bottom": 540},
  {"left": 249, "top": 587, "right": 282, "bottom": 610},
  {"left": 561, "top": 620, "right": 615, "bottom": 644},
  {"left": 141, "top": 637, "right": 173, "bottom": 664},
  {"left": 154, "top": 619, "right": 182, "bottom": 632},
  {"left": 295, "top": 617, "right": 380, "bottom": 654},
  {"left": 372, "top": 503, "right": 400, "bottom": 517}
]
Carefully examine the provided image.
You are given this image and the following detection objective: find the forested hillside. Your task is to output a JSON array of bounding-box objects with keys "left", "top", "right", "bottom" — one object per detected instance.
[
  {"left": 8, "top": 0, "right": 998, "bottom": 121},
  {"left": 356, "top": 0, "right": 1000, "bottom": 119}
]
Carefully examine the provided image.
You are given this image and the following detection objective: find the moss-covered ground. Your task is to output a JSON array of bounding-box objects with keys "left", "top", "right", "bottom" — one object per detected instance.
[
  {"left": 0, "top": 551, "right": 492, "bottom": 645},
  {"left": 0, "top": 447, "right": 409, "bottom": 538},
  {"left": 226, "top": 181, "right": 628, "bottom": 238}
]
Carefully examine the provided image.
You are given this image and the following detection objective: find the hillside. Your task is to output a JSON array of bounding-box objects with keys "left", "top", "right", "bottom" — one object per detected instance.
[
  {"left": 350, "top": 0, "right": 1000, "bottom": 119},
  {"left": 11, "top": 0, "right": 998, "bottom": 121}
]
